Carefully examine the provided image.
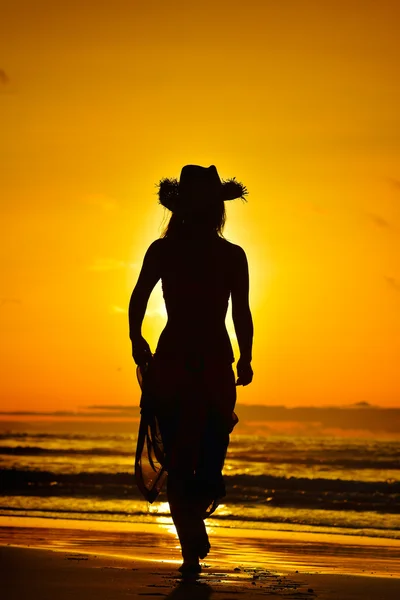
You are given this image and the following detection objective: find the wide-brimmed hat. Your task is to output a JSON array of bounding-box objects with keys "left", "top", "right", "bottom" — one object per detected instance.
[{"left": 158, "top": 165, "right": 247, "bottom": 212}]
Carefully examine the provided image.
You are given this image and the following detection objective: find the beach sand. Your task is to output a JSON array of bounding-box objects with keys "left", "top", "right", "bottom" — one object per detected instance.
[{"left": 1, "top": 516, "right": 400, "bottom": 599}]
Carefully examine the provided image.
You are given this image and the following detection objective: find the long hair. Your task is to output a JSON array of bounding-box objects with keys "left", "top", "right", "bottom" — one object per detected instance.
[{"left": 161, "top": 201, "right": 226, "bottom": 239}]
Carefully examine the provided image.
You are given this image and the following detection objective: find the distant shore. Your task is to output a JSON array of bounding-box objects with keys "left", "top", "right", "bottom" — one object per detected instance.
[{"left": 1, "top": 515, "right": 400, "bottom": 600}]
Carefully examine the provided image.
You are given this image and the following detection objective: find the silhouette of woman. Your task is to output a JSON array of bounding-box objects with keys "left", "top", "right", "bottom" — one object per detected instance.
[{"left": 129, "top": 165, "right": 253, "bottom": 575}]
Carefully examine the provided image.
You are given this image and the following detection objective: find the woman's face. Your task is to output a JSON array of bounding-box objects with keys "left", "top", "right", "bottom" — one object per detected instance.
[{"left": 179, "top": 186, "right": 220, "bottom": 214}]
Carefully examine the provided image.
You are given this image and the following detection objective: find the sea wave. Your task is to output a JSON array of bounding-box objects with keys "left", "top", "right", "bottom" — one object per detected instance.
[
  {"left": 0, "top": 503, "right": 398, "bottom": 530},
  {"left": 1, "top": 468, "right": 399, "bottom": 514},
  {"left": 0, "top": 446, "right": 134, "bottom": 457},
  {"left": 1, "top": 500, "right": 399, "bottom": 541},
  {"left": 0, "top": 432, "right": 134, "bottom": 442},
  {"left": 1, "top": 445, "right": 399, "bottom": 470}
]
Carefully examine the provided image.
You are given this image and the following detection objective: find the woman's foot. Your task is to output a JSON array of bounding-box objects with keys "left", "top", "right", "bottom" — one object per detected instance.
[{"left": 178, "top": 560, "right": 202, "bottom": 576}]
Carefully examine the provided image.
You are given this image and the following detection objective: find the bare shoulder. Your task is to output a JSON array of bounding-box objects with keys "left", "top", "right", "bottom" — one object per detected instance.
[
  {"left": 148, "top": 238, "right": 165, "bottom": 250},
  {"left": 218, "top": 238, "right": 247, "bottom": 263},
  {"left": 145, "top": 238, "right": 165, "bottom": 258}
]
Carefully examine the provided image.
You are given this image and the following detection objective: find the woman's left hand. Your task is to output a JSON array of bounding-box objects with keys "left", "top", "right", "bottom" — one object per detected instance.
[{"left": 236, "top": 358, "right": 253, "bottom": 386}]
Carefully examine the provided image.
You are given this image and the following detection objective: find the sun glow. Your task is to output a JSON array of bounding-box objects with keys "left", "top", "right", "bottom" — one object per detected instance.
[{"left": 2, "top": 0, "right": 400, "bottom": 412}]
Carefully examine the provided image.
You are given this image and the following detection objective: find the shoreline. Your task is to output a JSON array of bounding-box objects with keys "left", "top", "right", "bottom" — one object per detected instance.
[
  {"left": 1, "top": 504, "right": 398, "bottom": 544},
  {"left": 1, "top": 513, "right": 400, "bottom": 547},
  {"left": 1, "top": 515, "right": 400, "bottom": 578}
]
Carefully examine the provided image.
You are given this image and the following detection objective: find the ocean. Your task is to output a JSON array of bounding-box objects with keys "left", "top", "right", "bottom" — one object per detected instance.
[{"left": 1, "top": 424, "right": 399, "bottom": 540}]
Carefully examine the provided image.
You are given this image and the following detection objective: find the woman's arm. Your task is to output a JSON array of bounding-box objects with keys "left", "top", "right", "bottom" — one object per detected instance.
[
  {"left": 128, "top": 240, "right": 162, "bottom": 365},
  {"left": 231, "top": 245, "right": 254, "bottom": 385}
]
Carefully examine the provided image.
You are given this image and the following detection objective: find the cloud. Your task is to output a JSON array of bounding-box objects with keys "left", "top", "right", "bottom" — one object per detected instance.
[
  {"left": 0, "top": 410, "right": 83, "bottom": 417},
  {"left": 368, "top": 213, "right": 390, "bottom": 228},
  {"left": 0, "top": 69, "right": 10, "bottom": 85},
  {"left": 84, "top": 193, "right": 119, "bottom": 211},
  {"left": 111, "top": 305, "right": 127, "bottom": 314},
  {"left": 1, "top": 297, "right": 21, "bottom": 306},
  {"left": 301, "top": 202, "right": 327, "bottom": 215},
  {"left": 234, "top": 405, "right": 400, "bottom": 436},
  {"left": 84, "top": 405, "right": 136, "bottom": 411},
  {"left": 0, "top": 408, "right": 139, "bottom": 419},
  {"left": 388, "top": 178, "right": 400, "bottom": 191},
  {"left": 384, "top": 276, "right": 400, "bottom": 292},
  {"left": 146, "top": 305, "right": 167, "bottom": 319}
]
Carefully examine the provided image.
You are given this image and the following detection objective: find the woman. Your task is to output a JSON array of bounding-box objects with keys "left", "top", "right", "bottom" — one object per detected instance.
[{"left": 129, "top": 164, "right": 253, "bottom": 574}]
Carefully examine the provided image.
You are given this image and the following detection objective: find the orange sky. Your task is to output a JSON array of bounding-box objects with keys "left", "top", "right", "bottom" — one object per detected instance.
[{"left": 1, "top": 0, "right": 400, "bottom": 412}]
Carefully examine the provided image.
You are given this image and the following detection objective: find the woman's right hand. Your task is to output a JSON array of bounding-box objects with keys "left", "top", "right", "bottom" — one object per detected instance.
[
  {"left": 131, "top": 336, "right": 152, "bottom": 367},
  {"left": 236, "top": 358, "right": 253, "bottom": 386}
]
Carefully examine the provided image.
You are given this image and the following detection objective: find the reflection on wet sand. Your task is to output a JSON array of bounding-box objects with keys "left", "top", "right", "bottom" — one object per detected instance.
[
  {"left": 165, "top": 580, "right": 213, "bottom": 600},
  {"left": 2, "top": 516, "right": 400, "bottom": 577}
]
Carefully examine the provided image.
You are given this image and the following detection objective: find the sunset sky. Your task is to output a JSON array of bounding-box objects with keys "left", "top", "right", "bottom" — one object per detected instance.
[{"left": 1, "top": 0, "right": 400, "bottom": 413}]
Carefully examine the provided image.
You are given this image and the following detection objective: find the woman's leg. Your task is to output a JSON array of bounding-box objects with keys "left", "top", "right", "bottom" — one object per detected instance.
[
  {"left": 167, "top": 468, "right": 210, "bottom": 568},
  {"left": 157, "top": 403, "right": 209, "bottom": 568},
  {"left": 157, "top": 361, "right": 236, "bottom": 570},
  {"left": 167, "top": 415, "right": 230, "bottom": 568},
  {"left": 194, "top": 363, "right": 237, "bottom": 516}
]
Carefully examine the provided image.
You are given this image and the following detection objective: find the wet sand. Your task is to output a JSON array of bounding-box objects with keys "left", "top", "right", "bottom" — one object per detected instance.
[{"left": 1, "top": 516, "right": 400, "bottom": 599}]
